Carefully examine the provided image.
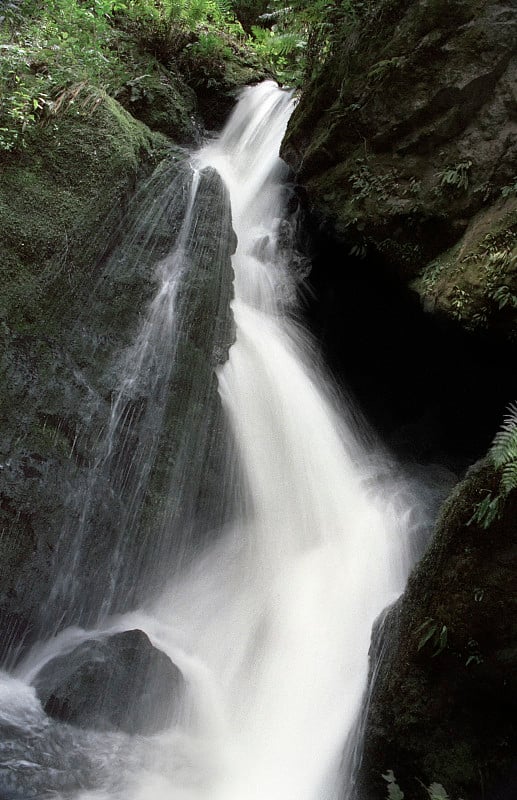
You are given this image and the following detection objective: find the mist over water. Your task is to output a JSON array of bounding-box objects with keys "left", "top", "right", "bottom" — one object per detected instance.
[{"left": 0, "top": 82, "right": 442, "bottom": 800}]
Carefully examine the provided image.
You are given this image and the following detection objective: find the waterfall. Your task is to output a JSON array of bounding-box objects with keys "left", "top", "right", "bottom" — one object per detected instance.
[{"left": 0, "top": 82, "right": 435, "bottom": 800}]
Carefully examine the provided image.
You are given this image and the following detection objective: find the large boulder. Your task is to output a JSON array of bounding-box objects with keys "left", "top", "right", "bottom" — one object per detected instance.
[
  {"left": 358, "top": 459, "right": 517, "bottom": 800},
  {"left": 0, "top": 150, "right": 237, "bottom": 647},
  {"left": 34, "top": 630, "right": 183, "bottom": 735},
  {"left": 43, "top": 165, "right": 237, "bottom": 628}
]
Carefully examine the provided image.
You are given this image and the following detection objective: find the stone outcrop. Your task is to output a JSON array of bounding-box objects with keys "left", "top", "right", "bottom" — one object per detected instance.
[
  {"left": 34, "top": 630, "right": 183, "bottom": 735},
  {"left": 0, "top": 100, "right": 236, "bottom": 655},
  {"left": 0, "top": 98, "right": 173, "bottom": 657},
  {"left": 282, "top": 0, "right": 517, "bottom": 339},
  {"left": 358, "top": 459, "right": 517, "bottom": 800}
]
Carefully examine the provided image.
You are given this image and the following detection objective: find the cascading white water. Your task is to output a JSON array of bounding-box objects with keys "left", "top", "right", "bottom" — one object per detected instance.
[
  {"left": 0, "top": 82, "right": 433, "bottom": 800},
  {"left": 106, "top": 81, "right": 417, "bottom": 799}
]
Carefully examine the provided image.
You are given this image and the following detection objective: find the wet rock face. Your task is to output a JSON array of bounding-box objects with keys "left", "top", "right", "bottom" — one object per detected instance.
[
  {"left": 282, "top": 0, "right": 517, "bottom": 338},
  {"left": 0, "top": 101, "right": 173, "bottom": 658},
  {"left": 358, "top": 460, "right": 517, "bottom": 800},
  {"left": 0, "top": 102, "right": 237, "bottom": 655},
  {"left": 34, "top": 630, "right": 183, "bottom": 735}
]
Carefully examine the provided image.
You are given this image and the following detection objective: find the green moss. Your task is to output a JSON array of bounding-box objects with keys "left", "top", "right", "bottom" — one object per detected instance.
[
  {"left": 116, "top": 70, "right": 197, "bottom": 142},
  {"left": 412, "top": 199, "right": 517, "bottom": 334},
  {"left": 0, "top": 95, "right": 170, "bottom": 336}
]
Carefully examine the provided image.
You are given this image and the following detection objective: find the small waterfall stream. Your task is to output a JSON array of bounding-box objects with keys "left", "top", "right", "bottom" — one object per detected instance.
[{"left": 0, "top": 82, "right": 440, "bottom": 800}]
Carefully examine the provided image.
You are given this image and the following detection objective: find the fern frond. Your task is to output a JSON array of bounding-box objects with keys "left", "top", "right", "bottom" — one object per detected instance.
[
  {"left": 271, "top": 31, "right": 303, "bottom": 55},
  {"left": 501, "top": 459, "right": 517, "bottom": 495},
  {"left": 491, "top": 401, "right": 517, "bottom": 468}
]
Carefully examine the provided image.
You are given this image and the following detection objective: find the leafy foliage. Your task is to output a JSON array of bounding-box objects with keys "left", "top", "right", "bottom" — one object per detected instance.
[
  {"left": 437, "top": 160, "right": 473, "bottom": 191},
  {"left": 470, "top": 402, "right": 517, "bottom": 528},
  {"left": 386, "top": 772, "right": 463, "bottom": 800},
  {"left": 491, "top": 402, "right": 517, "bottom": 495},
  {"left": 427, "top": 784, "right": 450, "bottom": 800},
  {"left": 367, "top": 55, "right": 406, "bottom": 82},
  {"left": 501, "top": 177, "right": 517, "bottom": 198},
  {"left": 245, "top": 0, "right": 361, "bottom": 86},
  {"left": 383, "top": 770, "right": 404, "bottom": 800},
  {"left": 0, "top": 0, "right": 254, "bottom": 151},
  {"left": 415, "top": 618, "right": 448, "bottom": 657}
]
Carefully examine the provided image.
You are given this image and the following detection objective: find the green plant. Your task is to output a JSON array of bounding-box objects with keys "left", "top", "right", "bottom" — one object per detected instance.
[
  {"left": 367, "top": 55, "right": 406, "bottom": 82},
  {"left": 415, "top": 618, "right": 448, "bottom": 657},
  {"left": 384, "top": 773, "right": 462, "bottom": 800},
  {"left": 182, "top": 31, "right": 233, "bottom": 88},
  {"left": 491, "top": 402, "right": 517, "bottom": 494},
  {"left": 501, "top": 177, "right": 517, "bottom": 198},
  {"left": 465, "top": 638, "right": 483, "bottom": 667},
  {"left": 0, "top": 0, "right": 133, "bottom": 151},
  {"left": 469, "top": 402, "right": 517, "bottom": 528},
  {"left": 488, "top": 284, "right": 517, "bottom": 311},
  {"left": 468, "top": 490, "right": 503, "bottom": 528},
  {"left": 349, "top": 159, "right": 398, "bottom": 204},
  {"left": 426, "top": 783, "right": 450, "bottom": 800},
  {"left": 246, "top": 0, "right": 360, "bottom": 86},
  {"left": 0, "top": 0, "right": 255, "bottom": 152},
  {"left": 437, "top": 160, "right": 472, "bottom": 191},
  {"left": 449, "top": 285, "right": 470, "bottom": 320},
  {"left": 383, "top": 770, "right": 404, "bottom": 800}
]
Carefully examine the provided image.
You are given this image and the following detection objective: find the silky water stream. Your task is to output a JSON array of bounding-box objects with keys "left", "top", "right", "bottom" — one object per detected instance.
[{"left": 0, "top": 82, "right": 448, "bottom": 800}]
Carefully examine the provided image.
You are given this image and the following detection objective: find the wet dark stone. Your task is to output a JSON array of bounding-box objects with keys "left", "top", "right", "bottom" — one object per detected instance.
[{"left": 34, "top": 629, "right": 184, "bottom": 735}]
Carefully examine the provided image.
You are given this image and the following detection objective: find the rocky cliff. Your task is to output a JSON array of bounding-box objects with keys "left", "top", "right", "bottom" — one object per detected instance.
[
  {"left": 281, "top": 2, "right": 517, "bottom": 795},
  {"left": 0, "top": 88, "right": 237, "bottom": 658},
  {"left": 283, "top": 0, "right": 517, "bottom": 339},
  {"left": 358, "top": 459, "right": 517, "bottom": 800}
]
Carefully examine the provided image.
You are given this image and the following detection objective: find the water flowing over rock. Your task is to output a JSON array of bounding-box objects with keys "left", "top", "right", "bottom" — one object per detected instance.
[
  {"left": 0, "top": 100, "right": 175, "bottom": 659},
  {"left": 0, "top": 150, "right": 236, "bottom": 647},
  {"left": 34, "top": 630, "right": 184, "bottom": 735},
  {"left": 0, "top": 81, "right": 438, "bottom": 800},
  {"left": 45, "top": 162, "right": 237, "bottom": 630}
]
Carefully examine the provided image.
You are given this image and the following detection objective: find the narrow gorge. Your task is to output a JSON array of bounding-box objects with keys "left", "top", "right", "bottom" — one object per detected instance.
[{"left": 0, "top": 2, "right": 515, "bottom": 799}]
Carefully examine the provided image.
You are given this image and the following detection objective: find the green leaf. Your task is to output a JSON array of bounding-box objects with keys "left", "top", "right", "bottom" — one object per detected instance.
[
  {"left": 382, "top": 771, "right": 397, "bottom": 783},
  {"left": 502, "top": 459, "right": 517, "bottom": 494},
  {"left": 382, "top": 771, "right": 404, "bottom": 800},
  {"left": 427, "top": 782, "right": 450, "bottom": 800},
  {"left": 417, "top": 620, "right": 437, "bottom": 651},
  {"left": 432, "top": 625, "right": 447, "bottom": 657}
]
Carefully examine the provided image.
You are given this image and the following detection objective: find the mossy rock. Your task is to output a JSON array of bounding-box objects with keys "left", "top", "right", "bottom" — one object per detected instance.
[
  {"left": 116, "top": 68, "right": 198, "bottom": 143},
  {"left": 412, "top": 196, "right": 517, "bottom": 338},
  {"left": 0, "top": 94, "right": 171, "bottom": 336},
  {"left": 0, "top": 94, "right": 185, "bottom": 650},
  {"left": 282, "top": 0, "right": 517, "bottom": 338},
  {"left": 359, "top": 458, "right": 517, "bottom": 799}
]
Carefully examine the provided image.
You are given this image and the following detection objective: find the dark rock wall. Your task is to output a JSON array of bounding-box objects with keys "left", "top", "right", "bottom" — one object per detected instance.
[
  {"left": 0, "top": 99, "right": 236, "bottom": 657},
  {"left": 302, "top": 226, "right": 517, "bottom": 467},
  {"left": 358, "top": 460, "right": 517, "bottom": 800},
  {"left": 281, "top": 1, "right": 517, "bottom": 794},
  {"left": 283, "top": 0, "right": 517, "bottom": 339}
]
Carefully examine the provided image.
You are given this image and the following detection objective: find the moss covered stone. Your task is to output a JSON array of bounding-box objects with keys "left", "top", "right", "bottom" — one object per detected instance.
[
  {"left": 0, "top": 94, "right": 171, "bottom": 335},
  {"left": 412, "top": 197, "right": 517, "bottom": 337},
  {"left": 282, "top": 0, "right": 517, "bottom": 338},
  {"left": 358, "top": 458, "right": 517, "bottom": 799},
  {"left": 0, "top": 95, "right": 188, "bottom": 648}
]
